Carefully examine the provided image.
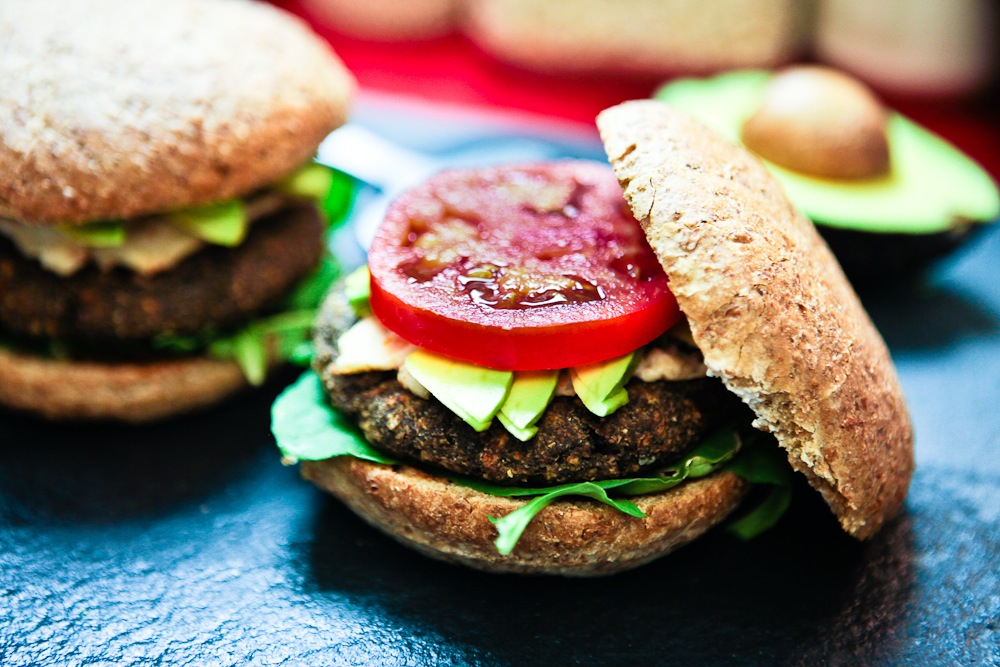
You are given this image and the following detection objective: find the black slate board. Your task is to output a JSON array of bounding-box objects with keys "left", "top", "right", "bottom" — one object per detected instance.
[{"left": 2, "top": 125, "right": 999, "bottom": 666}]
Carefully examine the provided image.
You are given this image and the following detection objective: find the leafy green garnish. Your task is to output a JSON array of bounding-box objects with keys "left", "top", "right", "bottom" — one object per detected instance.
[
  {"left": 493, "top": 485, "right": 644, "bottom": 556},
  {"left": 270, "top": 372, "right": 794, "bottom": 554},
  {"left": 457, "top": 429, "right": 743, "bottom": 554},
  {"left": 727, "top": 484, "right": 792, "bottom": 540},
  {"left": 205, "top": 310, "right": 316, "bottom": 385},
  {"left": 724, "top": 439, "right": 794, "bottom": 539},
  {"left": 58, "top": 221, "right": 126, "bottom": 248},
  {"left": 285, "top": 253, "right": 342, "bottom": 310},
  {"left": 271, "top": 371, "right": 397, "bottom": 464},
  {"left": 170, "top": 200, "right": 248, "bottom": 247},
  {"left": 320, "top": 166, "right": 356, "bottom": 226}
]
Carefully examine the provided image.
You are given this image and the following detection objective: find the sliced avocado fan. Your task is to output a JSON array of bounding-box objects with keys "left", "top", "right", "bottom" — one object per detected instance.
[{"left": 657, "top": 70, "right": 1000, "bottom": 234}]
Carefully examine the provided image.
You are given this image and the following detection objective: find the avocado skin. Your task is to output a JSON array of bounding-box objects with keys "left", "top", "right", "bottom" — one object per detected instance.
[{"left": 817, "top": 223, "right": 980, "bottom": 285}]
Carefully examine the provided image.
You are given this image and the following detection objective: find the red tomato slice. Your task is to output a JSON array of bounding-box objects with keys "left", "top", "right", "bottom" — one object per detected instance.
[{"left": 367, "top": 162, "right": 680, "bottom": 370}]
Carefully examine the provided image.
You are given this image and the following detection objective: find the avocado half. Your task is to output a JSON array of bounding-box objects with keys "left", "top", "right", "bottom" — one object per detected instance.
[{"left": 656, "top": 70, "right": 1000, "bottom": 281}]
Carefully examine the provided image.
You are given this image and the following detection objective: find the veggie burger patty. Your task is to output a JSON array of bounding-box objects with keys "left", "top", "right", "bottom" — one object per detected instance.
[
  {"left": 314, "top": 287, "right": 747, "bottom": 486},
  {"left": 0, "top": 0, "right": 355, "bottom": 420},
  {"left": 0, "top": 203, "right": 324, "bottom": 343}
]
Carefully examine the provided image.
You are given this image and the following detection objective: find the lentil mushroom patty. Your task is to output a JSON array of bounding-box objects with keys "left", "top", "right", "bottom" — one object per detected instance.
[
  {"left": 313, "top": 286, "right": 746, "bottom": 486},
  {"left": 0, "top": 203, "right": 325, "bottom": 342}
]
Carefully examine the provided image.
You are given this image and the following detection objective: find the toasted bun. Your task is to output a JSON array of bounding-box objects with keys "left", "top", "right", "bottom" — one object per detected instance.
[
  {"left": 598, "top": 101, "right": 914, "bottom": 539},
  {"left": 0, "top": 348, "right": 250, "bottom": 422},
  {"left": 0, "top": 0, "right": 354, "bottom": 225},
  {"left": 302, "top": 457, "right": 748, "bottom": 576},
  {"left": 463, "top": 0, "right": 805, "bottom": 75}
]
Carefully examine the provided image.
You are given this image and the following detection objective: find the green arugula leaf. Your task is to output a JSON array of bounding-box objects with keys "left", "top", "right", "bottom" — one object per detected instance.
[
  {"left": 614, "top": 429, "right": 743, "bottom": 495},
  {"left": 290, "top": 341, "right": 314, "bottom": 366},
  {"left": 271, "top": 372, "right": 397, "bottom": 464},
  {"left": 726, "top": 435, "right": 794, "bottom": 484},
  {"left": 457, "top": 430, "right": 742, "bottom": 553},
  {"left": 205, "top": 309, "right": 318, "bottom": 386},
  {"left": 489, "top": 484, "right": 644, "bottom": 556},
  {"left": 724, "top": 438, "right": 795, "bottom": 539},
  {"left": 285, "top": 254, "right": 342, "bottom": 310},
  {"left": 726, "top": 484, "right": 793, "bottom": 540},
  {"left": 321, "top": 167, "right": 356, "bottom": 227}
]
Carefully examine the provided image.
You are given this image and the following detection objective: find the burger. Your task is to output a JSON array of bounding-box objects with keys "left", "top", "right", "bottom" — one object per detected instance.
[
  {"left": 273, "top": 101, "right": 914, "bottom": 575},
  {"left": 0, "top": 0, "right": 355, "bottom": 421}
]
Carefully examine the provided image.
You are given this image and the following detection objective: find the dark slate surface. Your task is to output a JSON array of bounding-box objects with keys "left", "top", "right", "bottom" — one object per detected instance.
[{"left": 2, "top": 122, "right": 999, "bottom": 665}]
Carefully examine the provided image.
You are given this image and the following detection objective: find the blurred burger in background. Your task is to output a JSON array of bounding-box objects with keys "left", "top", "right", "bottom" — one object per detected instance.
[
  {"left": 0, "top": 0, "right": 355, "bottom": 422},
  {"left": 297, "top": 0, "right": 809, "bottom": 71}
]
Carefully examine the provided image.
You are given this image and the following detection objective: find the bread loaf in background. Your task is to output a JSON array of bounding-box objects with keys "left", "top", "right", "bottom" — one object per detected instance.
[
  {"left": 463, "top": 0, "right": 807, "bottom": 74},
  {"left": 301, "top": 0, "right": 808, "bottom": 73},
  {"left": 300, "top": 0, "right": 460, "bottom": 39}
]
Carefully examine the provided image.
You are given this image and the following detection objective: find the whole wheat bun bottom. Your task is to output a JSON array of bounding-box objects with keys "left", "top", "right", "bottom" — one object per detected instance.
[
  {"left": 301, "top": 456, "right": 749, "bottom": 576},
  {"left": 0, "top": 347, "right": 250, "bottom": 422}
]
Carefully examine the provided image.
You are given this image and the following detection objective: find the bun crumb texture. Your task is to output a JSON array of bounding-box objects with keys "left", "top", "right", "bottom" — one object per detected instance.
[{"left": 598, "top": 101, "right": 914, "bottom": 539}]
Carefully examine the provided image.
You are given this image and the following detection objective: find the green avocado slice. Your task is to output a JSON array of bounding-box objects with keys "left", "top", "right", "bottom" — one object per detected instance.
[
  {"left": 569, "top": 352, "right": 636, "bottom": 417},
  {"left": 342, "top": 265, "right": 372, "bottom": 318},
  {"left": 170, "top": 199, "right": 248, "bottom": 246},
  {"left": 277, "top": 162, "right": 336, "bottom": 201},
  {"left": 497, "top": 370, "right": 560, "bottom": 441},
  {"left": 656, "top": 70, "right": 1000, "bottom": 234},
  {"left": 403, "top": 349, "right": 513, "bottom": 432},
  {"left": 58, "top": 220, "right": 126, "bottom": 248}
]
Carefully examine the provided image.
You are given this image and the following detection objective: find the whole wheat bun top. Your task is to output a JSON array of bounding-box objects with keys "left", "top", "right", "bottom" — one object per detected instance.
[
  {"left": 598, "top": 101, "right": 914, "bottom": 539},
  {"left": 0, "top": 0, "right": 354, "bottom": 225}
]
